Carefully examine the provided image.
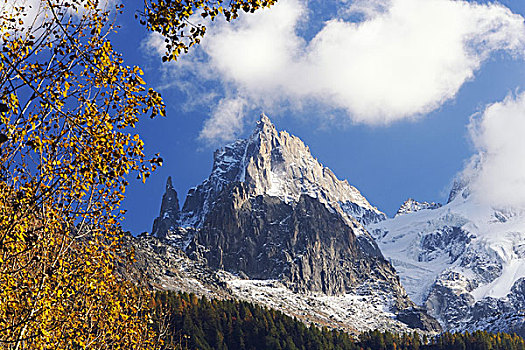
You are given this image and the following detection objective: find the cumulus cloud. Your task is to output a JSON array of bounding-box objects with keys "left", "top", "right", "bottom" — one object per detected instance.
[
  {"left": 466, "top": 92, "right": 525, "bottom": 209},
  {"left": 147, "top": 0, "right": 525, "bottom": 142}
]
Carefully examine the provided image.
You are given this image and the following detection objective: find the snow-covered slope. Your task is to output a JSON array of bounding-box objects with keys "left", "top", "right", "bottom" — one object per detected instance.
[
  {"left": 179, "top": 114, "right": 385, "bottom": 229},
  {"left": 368, "top": 183, "right": 525, "bottom": 335}
]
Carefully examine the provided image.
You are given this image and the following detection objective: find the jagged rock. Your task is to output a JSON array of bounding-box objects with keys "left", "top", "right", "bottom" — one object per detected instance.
[
  {"left": 419, "top": 226, "right": 470, "bottom": 262},
  {"left": 423, "top": 276, "right": 525, "bottom": 337},
  {"left": 188, "top": 183, "right": 390, "bottom": 296},
  {"left": 424, "top": 272, "right": 476, "bottom": 329},
  {"left": 152, "top": 176, "right": 180, "bottom": 240},
  {"left": 510, "top": 278, "right": 525, "bottom": 309},
  {"left": 395, "top": 198, "right": 441, "bottom": 217}
]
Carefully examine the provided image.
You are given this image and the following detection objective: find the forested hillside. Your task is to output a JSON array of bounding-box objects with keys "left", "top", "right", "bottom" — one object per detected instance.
[{"left": 153, "top": 292, "right": 525, "bottom": 350}]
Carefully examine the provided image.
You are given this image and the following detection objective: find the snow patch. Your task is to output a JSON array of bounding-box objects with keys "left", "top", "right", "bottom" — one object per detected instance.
[{"left": 227, "top": 278, "right": 415, "bottom": 334}]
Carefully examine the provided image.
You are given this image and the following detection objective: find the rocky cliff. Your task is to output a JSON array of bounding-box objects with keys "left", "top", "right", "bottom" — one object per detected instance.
[{"left": 188, "top": 183, "right": 390, "bottom": 295}]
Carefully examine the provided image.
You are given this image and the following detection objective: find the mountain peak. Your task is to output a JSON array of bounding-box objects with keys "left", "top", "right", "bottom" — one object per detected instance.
[
  {"left": 447, "top": 178, "right": 470, "bottom": 203},
  {"left": 258, "top": 112, "right": 272, "bottom": 126},
  {"left": 252, "top": 113, "right": 277, "bottom": 137},
  {"left": 179, "top": 113, "right": 385, "bottom": 228}
]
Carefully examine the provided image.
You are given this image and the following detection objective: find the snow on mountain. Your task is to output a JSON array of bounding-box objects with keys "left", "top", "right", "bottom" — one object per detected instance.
[
  {"left": 368, "top": 179, "right": 525, "bottom": 334},
  {"left": 179, "top": 114, "right": 385, "bottom": 229},
  {"left": 227, "top": 278, "right": 426, "bottom": 335}
]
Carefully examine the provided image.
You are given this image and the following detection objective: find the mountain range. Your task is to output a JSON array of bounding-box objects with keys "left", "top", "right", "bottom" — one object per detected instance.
[{"left": 133, "top": 114, "right": 525, "bottom": 337}]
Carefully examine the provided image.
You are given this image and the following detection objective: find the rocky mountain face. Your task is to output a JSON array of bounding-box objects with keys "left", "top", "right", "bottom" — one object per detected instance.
[
  {"left": 149, "top": 115, "right": 440, "bottom": 334},
  {"left": 123, "top": 233, "right": 438, "bottom": 335},
  {"left": 368, "top": 179, "right": 525, "bottom": 337},
  {"left": 190, "top": 182, "right": 392, "bottom": 296}
]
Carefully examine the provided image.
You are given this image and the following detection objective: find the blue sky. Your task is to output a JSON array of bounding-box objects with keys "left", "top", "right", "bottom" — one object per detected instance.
[{"left": 113, "top": 0, "right": 525, "bottom": 234}]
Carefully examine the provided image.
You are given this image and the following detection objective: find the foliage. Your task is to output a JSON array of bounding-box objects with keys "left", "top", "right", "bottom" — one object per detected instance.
[
  {"left": 140, "top": 0, "right": 276, "bottom": 61},
  {"left": 0, "top": 0, "right": 278, "bottom": 347},
  {"left": 0, "top": 1, "right": 164, "bottom": 348},
  {"left": 154, "top": 291, "right": 525, "bottom": 350}
]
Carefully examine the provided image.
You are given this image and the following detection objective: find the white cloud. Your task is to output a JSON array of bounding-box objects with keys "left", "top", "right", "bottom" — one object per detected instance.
[
  {"left": 466, "top": 92, "right": 525, "bottom": 209},
  {"left": 148, "top": 0, "right": 525, "bottom": 142},
  {"left": 198, "top": 97, "right": 249, "bottom": 145},
  {"left": 307, "top": 0, "right": 525, "bottom": 122},
  {"left": 205, "top": 0, "right": 306, "bottom": 92}
]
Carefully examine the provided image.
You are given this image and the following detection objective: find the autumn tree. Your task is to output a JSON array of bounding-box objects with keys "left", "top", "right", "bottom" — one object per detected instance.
[
  {"left": 0, "top": 0, "right": 274, "bottom": 348},
  {"left": 0, "top": 0, "right": 166, "bottom": 348}
]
